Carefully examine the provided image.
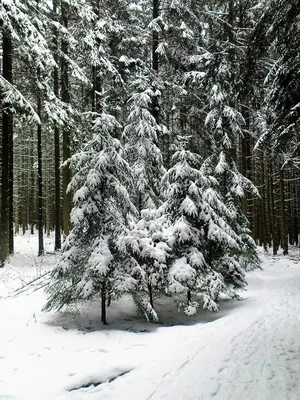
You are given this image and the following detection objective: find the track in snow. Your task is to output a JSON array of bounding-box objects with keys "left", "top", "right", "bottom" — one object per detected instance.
[{"left": 143, "top": 256, "right": 300, "bottom": 400}]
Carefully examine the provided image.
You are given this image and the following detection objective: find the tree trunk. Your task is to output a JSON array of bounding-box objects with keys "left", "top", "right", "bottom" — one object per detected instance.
[
  {"left": 292, "top": 173, "right": 299, "bottom": 246},
  {"left": 148, "top": 280, "right": 154, "bottom": 309},
  {"left": 279, "top": 168, "right": 288, "bottom": 255},
  {"left": 101, "top": 282, "right": 108, "bottom": 325},
  {"left": 241, "top": 106, "right": 253, "bottom": 230},
  {"left": 53, "top": 0, "right": 61, "bottom": 250},
  {"left": 37, "top": 94, "right": 44, "bottom": 256},
  {"left": 270, "top": 161, "right": 278, "bottom": 255},
  {"left": 152, "top": 0, "right": 159, "bottom": 124},
  {"left": 260, "top": 152, "right": 268, "bottom": 250},
  {"left": 61, "top": 2, "right": 72, "bottom": 236},
  {"left": 187, "top": 289, "right": 191, "bottom": 304},
  {"left": 0, "top": 34, "right": 13, "bottom": 266},
  {"left": 29, "top": 129, "right": 36, "bottom": 234}
]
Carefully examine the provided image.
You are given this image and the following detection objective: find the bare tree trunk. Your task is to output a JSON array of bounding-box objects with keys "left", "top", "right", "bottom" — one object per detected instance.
[
  {"left": 0, "top": 34, "right": 13, "bottom": 266},
  {"left": 37, "top": 93, "right": 44, "bottom": 256},
  {"left": 29, "top": 129, "right": 36, "bottom": 234},
  {"left": 101, "top": 282, "right": 108, "bottom": 325},
  {"left": 292, "top": 172, "right": 299, "bottom": 246},
  {"left": 148, "top": 280, "right": 154, "bottom": 309},
  {"left": 241, "top": 106, "right": 253, "bottom": 230},
  {"left": 260, "top": 152, "right": 268, "bottom": 249},
  {"left": 6, "top": 35, "right": 14, "bottom": 255},
  {"left": 279, "top": 168, "right": 288, "bottom": 255},
  {"left": 61, "top": 2, "right": 72, "bottom": 236},
  {"left": 152, "top": 0, "right": 159, "bottom": 124},
  {"left": 8, "top": 109, "right": 14, "bottom": 255},
  {"left": 270, "top": 161, "right": 279, "bottom": 255},
  {"left": 53, "top": 0, "right": 61, "bottom": 250}
]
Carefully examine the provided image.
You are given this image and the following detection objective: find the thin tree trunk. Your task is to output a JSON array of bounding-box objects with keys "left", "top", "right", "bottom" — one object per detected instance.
[
  {"left": 101, "top": 282, "right": 108, "bottom": 325},
  {"left": 54, "top": 123, "right": 61, "bottom": 247},
  {"left": 292, "top": 172, "right": 299, "bottom": 246},
  {"left": 45, "top": 156, "right": 50, "bottom": 237},
  {"left": 21, "top": 148, "right": 28, "bottom": 234},
  {"left": 270, "top": 161, "right": 278, "bottom": 255},
  {"left": 61, "top": 3, "right": 72, "bottom": 236},
  {"left": 6, "top": 34, "right": 14, "bottom": 255},
  {"left": 241, "top": 106, "right": 252, "bottom": 230},
  {"left": 8, "top": 88, "right": 14, "bottom": 255},
  {"left": 148, "top": 280, "right": 154, "bottom": 309},
  {"left": 279, "top": 169, "right": 288, "bottom": 255},
  {"left": 29, "top": 129, "right": 35, "bottom": 234},
  {"left": 53, "top": 0, "right": 61, "bottom": 250},
  {"left": 152, "top": 0, "right": 159, "bottom": 124},
  {"left": 0, "top": 34, "right": 13, "bottom": 266},
  {"left": 37, "top": 94, "right": 44, "bottom": 256},
  {"left": 266, "top": 154, "right": 273, "bottom": 249},
  {"left": 14, "top": 150, "right": 20, "bottom": 235},
  {"left": 260, "top": 152, "right": 268, "bottom": 250},
  {"left": 187, "top": 289, "right": 191, "bottom": 304}
]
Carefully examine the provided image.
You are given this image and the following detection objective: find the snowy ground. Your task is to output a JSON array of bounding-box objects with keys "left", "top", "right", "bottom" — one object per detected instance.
[{"left": 1, "top": 234, "right": 300, "bottom": 400}]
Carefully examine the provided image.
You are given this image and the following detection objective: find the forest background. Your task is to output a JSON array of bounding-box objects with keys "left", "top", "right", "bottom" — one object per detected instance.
[{"left": 1, "top": 0, "right": 299, "bottom": 322}]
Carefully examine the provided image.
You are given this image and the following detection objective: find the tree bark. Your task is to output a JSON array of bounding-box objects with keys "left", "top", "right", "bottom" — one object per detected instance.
[
  {"left": 0, "top": 34, "right": 13, "bottom": 266},
  {"left": 37, "top": 93, "right": 44, "bottom": 256},
  {"left": 101, "top": 282, "right": 108, "bottom": 325},
  {"left": 152, "top": 0, "right": 159, "bottom": 124},
  {"left": 61, "top": 2, "right": 72, "bottom": 236},
  {"left": 270, "top": 161, "right": 279, "bottom": 255},
  {"left": 29, "top": 129, "right": 36, "bottom": 234},
  {"left": 148, "top": 280, "right": 154, "bottom": 309},
  {"left": 53, "top": 0, "right": 61, "bottom": 250},
  {"left": 260, "top": 152, "right": 268, "bottom": 250},
  {"left": 279, "top": 168, "right": 288, "bottom": 255}
]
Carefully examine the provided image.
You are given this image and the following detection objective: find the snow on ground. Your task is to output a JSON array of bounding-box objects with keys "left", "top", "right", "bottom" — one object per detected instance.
[{"left": 1, "top": 234, "right": 300, "bottom": 400}]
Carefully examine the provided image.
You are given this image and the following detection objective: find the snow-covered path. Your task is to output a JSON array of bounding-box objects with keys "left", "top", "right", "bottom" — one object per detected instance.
[
  {"left": 145, "top": 263, "right": 300, "bottom": 400},
  {"left": 1, "top": 240, "right": 300, "bottom": 400}
]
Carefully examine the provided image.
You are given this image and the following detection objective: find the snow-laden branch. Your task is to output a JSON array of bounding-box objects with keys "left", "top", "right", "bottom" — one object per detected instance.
[{"left": 0, "top": 76, "right": 40, "bottom": 124}]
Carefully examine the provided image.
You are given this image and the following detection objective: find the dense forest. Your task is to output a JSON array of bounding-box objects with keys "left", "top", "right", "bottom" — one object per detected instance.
[{"left": 1, "top": 0, "right": 299, "bottom": 322}]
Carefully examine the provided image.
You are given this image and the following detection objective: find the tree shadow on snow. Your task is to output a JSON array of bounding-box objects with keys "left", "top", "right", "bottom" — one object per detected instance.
[{"left": 44, "top": 293, "right": 247, "bottom": 334}]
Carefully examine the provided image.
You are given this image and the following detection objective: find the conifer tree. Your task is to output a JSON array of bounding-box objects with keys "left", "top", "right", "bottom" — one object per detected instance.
[
  {"left": 122, "top": 74, "right": 168, "bottom": 318},
  {"left": 162, "top": 136, "right": 246, "bottom": 315},
  {"left": 250, "top": 0, "right": 300, "bottom": 165},
  {"left": 124, "top": 75, "right": 165, "bottom": 212},
  {"left": 44, "top": 112, "right": 138, "bottom": 324},
  {"left": 204, "top": 81, "right": 260, "bottom": 274}
]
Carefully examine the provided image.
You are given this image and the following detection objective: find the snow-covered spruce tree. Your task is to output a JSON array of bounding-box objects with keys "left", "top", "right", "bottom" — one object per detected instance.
[
  {"left": 203, "top": 80, "right": 260, "bottom": 277},
  {"left": 182, "top": 0, "right": 261, "bottom": 276},
  {"left": 249, "top": 0, "right": 300, "bottom": 165},
  {"left": 122, "top": 74, "right": 170, "bottom": 319},
  {"left": 119, "top": 1, "right": 204, "bottom": 318},
  {"left": 149, "top": 0, "right": 201, "bottom": 154},
  {"left": 162, "top": 136, "right": 245, "bottom": 315},
  {"left": 44, "top": 112, "right": 139, "bottom": 324},
  {"left": 124, "top": 74, "right": 166, "bottom": 212},
  {"left": 117, "top": 208, "right": 171, "bottom": 321}
]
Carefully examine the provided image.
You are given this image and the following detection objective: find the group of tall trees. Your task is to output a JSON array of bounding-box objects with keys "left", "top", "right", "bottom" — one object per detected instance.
[{"left": 1, "top": 0, "right": 300, "bottom": 321}]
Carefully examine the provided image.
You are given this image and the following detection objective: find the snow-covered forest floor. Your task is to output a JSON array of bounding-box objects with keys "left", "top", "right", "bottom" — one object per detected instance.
[{"left": 1, "top": 234, "right": 300, "bottom": 400}]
